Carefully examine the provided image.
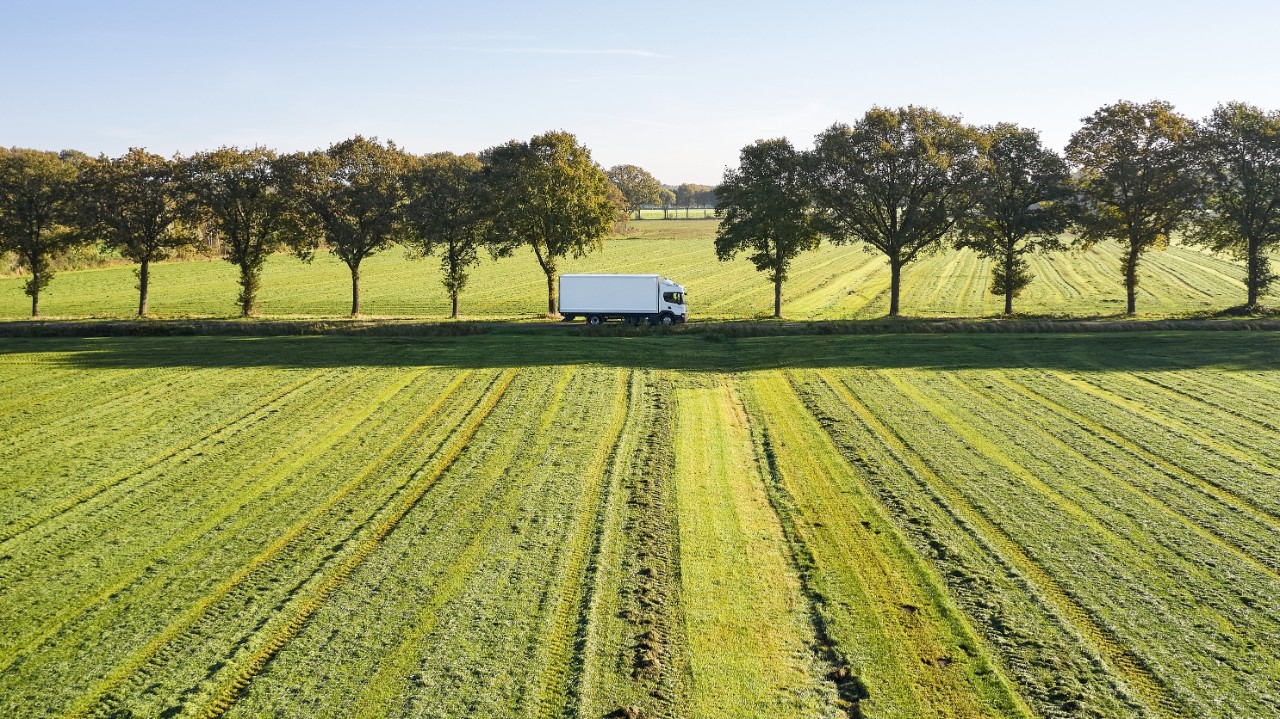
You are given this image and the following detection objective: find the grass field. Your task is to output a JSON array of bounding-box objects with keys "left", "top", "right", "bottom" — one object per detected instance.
[
  {"left": 0, "top": 220, "right": 1268, "bottom": 320},
  {"left": 2, "top": 331, "right": 1279, "bottom": 718}
]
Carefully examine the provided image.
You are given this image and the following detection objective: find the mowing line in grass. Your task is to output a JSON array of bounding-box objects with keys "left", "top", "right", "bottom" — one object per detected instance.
[
  {"left": 196, "top": 369, "right": 519, "bottom": 719},
  {"left": 814, "top": 371, "right": 1184, "bottom": 719},
  {"left": 63, "top": 370, "right": 485, "bottom": 719},
  {"left": 530, "top": 369, "right": 633, "bottom": 719},
  {"left": 673, "top": 378, "right": 836, "bottom": 719},
  {"left": 747, "top": 374, "right": 1028, "bottom": 719},
  {"left": 0, "top": 369, "right": 329, "bottom": 545}
]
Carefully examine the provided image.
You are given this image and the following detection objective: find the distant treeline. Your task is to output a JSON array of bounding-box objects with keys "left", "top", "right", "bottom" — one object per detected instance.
[
  {"left": 716, "top": 100, "right": 1280, "bottom": 317},
  {"left": 3, "top": 99, "right": 1278, "bottom": 321}
]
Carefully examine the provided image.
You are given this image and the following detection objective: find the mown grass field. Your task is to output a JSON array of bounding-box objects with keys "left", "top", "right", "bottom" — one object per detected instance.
[
  {"left": 0, "top": 220, "right": 1268, "bottom": 320},
  {"left": 2, "top": 331, "right": 1278, "bottom": 718}
]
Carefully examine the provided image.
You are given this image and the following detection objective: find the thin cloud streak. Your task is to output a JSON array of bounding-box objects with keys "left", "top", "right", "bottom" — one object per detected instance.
[{"left": 460, "top": 47, "right": 666, "bottom": 58}]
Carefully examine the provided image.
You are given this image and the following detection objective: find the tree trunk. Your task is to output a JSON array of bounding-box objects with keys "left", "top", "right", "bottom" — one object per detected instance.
[
  {"left": 451, "top": 291, "right": 460, "bottom": 319},
  {"left": 30, "top": 268, "right": 39, "bottom": 318},
  {"left": 137, "top": 258, "right": 150, "bottom": 317},
  {"left": 238, "top": 263, "right": 257, "bottom": 317},
  {"left": 1247, "top": 237, "right": 1260, "bottom": 307},
  {"left": 350, "top": 263, "right": 361, "bottom": 317},
  {"left": 888, "top": 258, "right": 902, "bottom": 317},
  {"left": 546, "top": 271, "right": 558, "bottom": 316},
  {"left": 1004, "top": 251, "right": 1015, "bottom": 316},
  {"left": 1125, "top": 244, "right": 1139, "bottom": 316},
  {"left": 774, "top": 277, "right": 783, "bottom": 319}
]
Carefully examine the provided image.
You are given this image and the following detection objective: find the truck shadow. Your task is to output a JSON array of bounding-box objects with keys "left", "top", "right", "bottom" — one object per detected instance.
[{"left": 5, "top": 331, "right": 1279, "bottom": 373}]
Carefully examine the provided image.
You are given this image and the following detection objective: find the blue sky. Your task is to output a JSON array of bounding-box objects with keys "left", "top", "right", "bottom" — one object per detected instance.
[{"left": 4, "top": 0, "right": 1278, "bottom": 184}]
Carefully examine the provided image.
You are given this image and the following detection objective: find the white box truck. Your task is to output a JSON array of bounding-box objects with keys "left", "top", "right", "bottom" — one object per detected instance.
[{"left": 559, "top": 274, "right": 688, "bottom": 325}]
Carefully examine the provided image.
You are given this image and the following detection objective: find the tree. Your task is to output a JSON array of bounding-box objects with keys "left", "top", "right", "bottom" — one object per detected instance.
[
  {"left": 483, "top": 130, "right": 620, "bottom": 316},
  {"left": 808, "top": 106, "right": 983, "bottom": 316},
  {"left": 281, "top": 136, "right": 411, "bottom": 316},
  {"left": 715, "top": 138, "right": 821, "bottom": 318},
  {"left": 676, "top": 183, "right": 706, "bottom": 217},
  {"left": 659, "top": 188, "right": 676, "bottom": 220},
  {"left": 1189, "top": 102, "right": 1280, "bottom": 309},
  {"left": 1066, "top": 100, "right": 1202, "bottom": 316},
  {"left": 78, "top": 149, "right": 193, "bottom": 316},
  {"left": 403, "top": 152, "right": 490, "bottom": 318},
  {"left": 956, "top": 124, "right": 1073, "bottom": 315},
  {"left": 182, "top": 147, "right": 307, "bottom": 317},
  {"left": 607, "top": 164, "right": 662, "bottom": 220},
  {"left": 0, "top": 148, "right": 82, "bottom": 317}
]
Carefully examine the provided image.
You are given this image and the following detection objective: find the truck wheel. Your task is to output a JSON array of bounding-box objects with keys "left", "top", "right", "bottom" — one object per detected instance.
[
  {"left": 586, "top": 314, "right": 603, "bottom": 325},
  {"left": 659, "top": 312, "right": 675, "bottom": 326}
]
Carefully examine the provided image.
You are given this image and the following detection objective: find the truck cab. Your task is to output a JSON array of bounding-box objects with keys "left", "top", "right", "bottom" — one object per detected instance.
[{"left": 659, "top": 278, "right": 688, "bottom": 324}]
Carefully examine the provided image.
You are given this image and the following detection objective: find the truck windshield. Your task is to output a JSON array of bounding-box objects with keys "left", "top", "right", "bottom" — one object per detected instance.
[{"left": 662, "top": 291, "right": 685, "bottom": 304}]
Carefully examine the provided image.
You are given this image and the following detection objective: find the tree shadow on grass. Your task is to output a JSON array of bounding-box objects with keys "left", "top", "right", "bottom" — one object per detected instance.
[{"left": 3, "top": 331, "right": 1278, "bottom": 373}]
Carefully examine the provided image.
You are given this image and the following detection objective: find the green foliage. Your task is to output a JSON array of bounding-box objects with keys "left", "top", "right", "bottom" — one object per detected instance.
[
  {"left": 1188, "top": 102, "right": 1280, "bottom": 307},
  {"left": 1066, "top": 100, "right": 1202, "bottom": 315},
  {"left": 182, "top": 146, "right": 309, "bottom": 316},
  {"left": 715, "top": 138, "right": 820, "bottom": 318},
  {"left": 0, "top": 147, "right": 84, "bottom": 315},
  {"left": 607, "top": 164, "right": 662, "bottom": 219},
  {"left": 482, "top": 130, "right": 621, "bottom": 315},
  {"left": 279, "top": 136, "right": 412, "bottom": 316},
  {"left": 957, "top": 124, "right": 1072, "bottom": 314},
  {"left": 78, "top": 149, "right": 194, "bottom": 316},
  {"left": 402, "top": 152, "right": 490, "bottom": 317},
  {"left": 809, "top": 106, "right": 983, "bottom": 316}
]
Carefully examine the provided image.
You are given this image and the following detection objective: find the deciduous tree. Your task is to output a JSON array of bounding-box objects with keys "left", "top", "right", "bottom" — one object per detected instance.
[
  {"left": 403, "top": 152, "right": 490, "bottom": 318},
  {"left": 808, "top": 107, "right": 983, "bottom": 316},
  {"left": 182, "top": 147, "right": 307, "bottom": 317},
  {"left": 78, "top": 149, "right": 193, "bottom": 316},
  {"left": 1189, "top": 102, "right": 1280, "bottom": 309},
  {"left": 0, "top": 148, "right": 83, "bottom": 316},
  {"left": 956, "top": 124, "right": 1073, "bottom": 315},
  {"left": 715, "top": 138, "right": 820, "bottom": 318},
  {"left": 1066, "top": 100, "right": 1201, "bottom": 315},
  {"left": 607, "top": 164, "right": 661, "bottom": 220},
  {"left": 280, "top": 136, "right": 411, "bottom": 316},
  {"left": 483, "top": 131, "right": 620, "bottom": 316}
]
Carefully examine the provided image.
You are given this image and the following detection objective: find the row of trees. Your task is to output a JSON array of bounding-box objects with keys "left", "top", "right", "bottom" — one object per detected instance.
[
  {"left": 717, "top": 101, "right": 1280, "bottom": 317},
  {"left": 605, "top": 165, "right": 715, "bottom": 219},
  {"left": 0, "top": 132, "right": 621, "bottom": 317}
]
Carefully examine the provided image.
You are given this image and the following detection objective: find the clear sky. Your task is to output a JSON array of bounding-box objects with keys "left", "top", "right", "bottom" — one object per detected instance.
[{"left": 4, "top": 0, "right": 1279, "bottom": 185}]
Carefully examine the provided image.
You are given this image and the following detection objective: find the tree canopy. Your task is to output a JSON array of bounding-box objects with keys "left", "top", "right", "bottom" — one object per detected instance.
[
  {"left": 78, "top": 149, "right": 193, "bottom": 316},
  {"left": 0, "top": 147, "right": 83, "bottom": 316},
  {"left": 1066, "top": 100, "right": 1202, "bottom": 316},
  {"left": 1188, "top": 102, "right": 1280, "bottom": 309},
  {"left": 403, "top": 152, "right": 490, "bottom": 318},
  {"left": 956, "top": 124, "right": 1073, "bottom": 315},
  {"left": 715, "top": 138, "right": 820, "bottom": 318},
  {"left": 483, "top": 130, "right": 620, "bottom": 316},
  {"left": 808, "top": 106, "right": 983, "bottom": 316}
]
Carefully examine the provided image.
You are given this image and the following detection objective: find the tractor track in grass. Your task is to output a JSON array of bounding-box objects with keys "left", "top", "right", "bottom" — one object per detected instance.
[
  {"left": 812, "top": 371, "right": 1185, "bottom": 719},
  {"left": 530, "top": 370, "right": 632, "bottom": 719},
  {"left": 0, "top": 369, "right": 329, "bottom": 546},
  {"left": 0, "top": 369, "right": 412, "bottom": 676},
  {"left": 196, "top": 369, "right": 519, "bottom": 719},
  {"left": 61, "top": 370, "right": 488, "bottom": 719}
]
